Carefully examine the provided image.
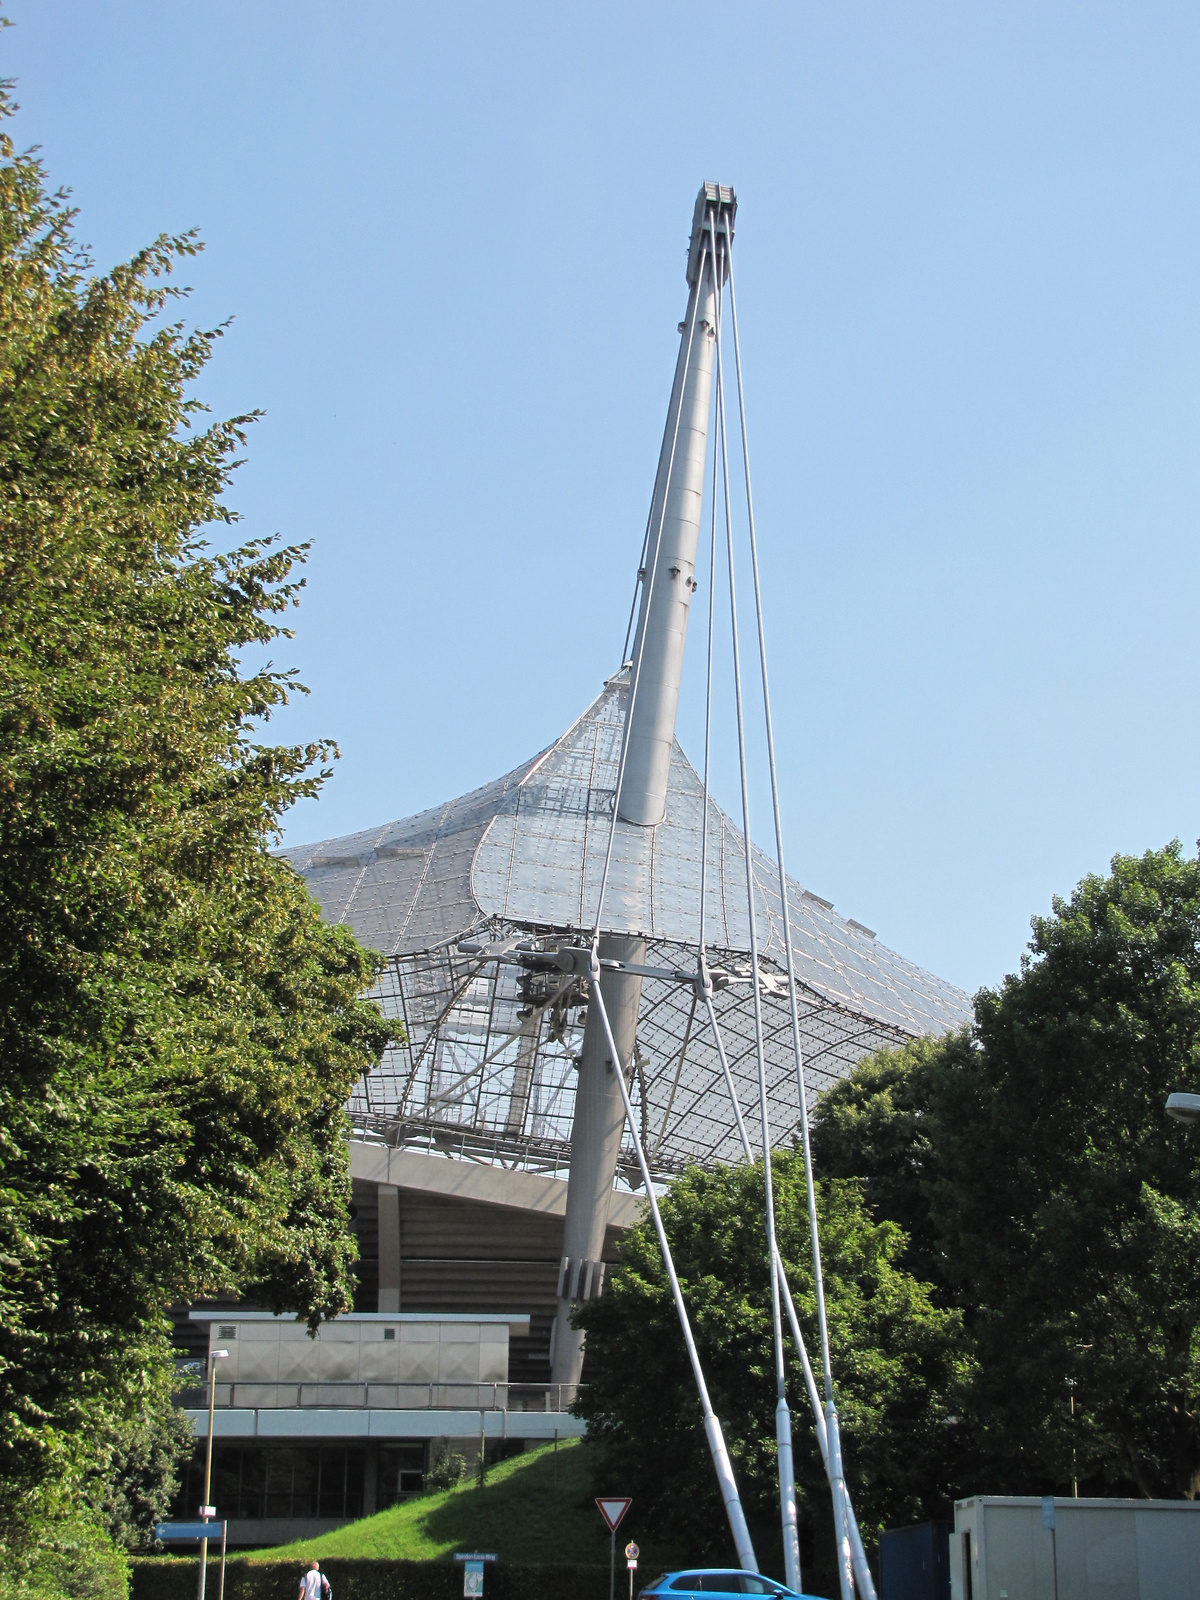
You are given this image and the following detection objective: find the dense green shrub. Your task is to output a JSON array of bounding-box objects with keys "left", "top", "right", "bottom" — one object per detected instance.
[
  {"left": 129, "top": 1560, "right": 609, "bottom": 1600},
  {"left": 5, "top": 1512, "right": 129, "bottom": 1600}
]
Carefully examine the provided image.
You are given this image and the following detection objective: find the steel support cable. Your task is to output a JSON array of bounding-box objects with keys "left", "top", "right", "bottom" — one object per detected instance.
[
  {"left": 725, "top": 255, "right": 869, "bottom": 1600},
  {"left": 711, "top": 270, "right": 802, "bottom": 1593},
  {"left": 591, "top": 219, "right": 713, "bottom": 948},
  {"left": 585, "top": 960, "right": 758, "bottom": 1573},
  {"left": 697, "top": 223, "right": 722, "bottom": 966},
  {"left": 621, "top": 509, "right": 656, "bottom": 668},
  {"left": 701, "top": 994, "right": 879, "bottom": 1600}
]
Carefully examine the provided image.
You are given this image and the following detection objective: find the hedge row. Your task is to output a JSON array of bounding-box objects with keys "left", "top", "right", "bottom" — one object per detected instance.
[{"left": 130, "top": 1559, "right": 612, "bottom": 1600}]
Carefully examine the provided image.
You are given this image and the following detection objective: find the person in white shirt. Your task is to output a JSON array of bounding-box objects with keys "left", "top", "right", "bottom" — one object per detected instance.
[{"left": 300, "top": 1560, "right": 330, "bottom": 1600}]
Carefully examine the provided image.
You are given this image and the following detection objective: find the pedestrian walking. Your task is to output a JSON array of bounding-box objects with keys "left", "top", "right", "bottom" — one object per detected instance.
[{"left": 299, "top": 1559, "right": 331, "bottom": 1600}]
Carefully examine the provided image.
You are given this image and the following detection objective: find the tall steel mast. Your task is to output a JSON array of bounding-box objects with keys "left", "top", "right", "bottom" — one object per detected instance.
[{"left": 550, "top": 185, "right": 734, "bottom": 1393}]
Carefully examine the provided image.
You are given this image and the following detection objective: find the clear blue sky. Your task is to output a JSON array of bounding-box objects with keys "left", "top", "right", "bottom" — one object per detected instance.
[{"left": 9, "top": 2, "right": 1199, "bottom": 996}]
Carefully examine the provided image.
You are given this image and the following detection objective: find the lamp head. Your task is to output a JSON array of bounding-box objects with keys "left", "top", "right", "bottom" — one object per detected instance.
[
  {"left": 210, "top": 1348, "right": 229, "bottom": 1360},
  {"left": 1166, "top": 1092, "right": 1200, "bottom": 1125}
]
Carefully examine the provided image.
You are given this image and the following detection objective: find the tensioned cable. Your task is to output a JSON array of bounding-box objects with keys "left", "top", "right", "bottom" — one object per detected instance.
[
  {"left": 577, "top": 216, "right": 761, "bottom": 1574},
  {"left": 695, "top": 312, "right": 826, "bottom": 1586},
  {"left": 711, "top": 237, "right": 801, "bottom": 1592},
  {"left": 700, "top": 992, "right": 878, "bottom": 1600},
  {"left": 590, "top": 223, "right": 712, "bottom": 948},
  {"left": 725, "top": 248, "right": 859, "bottom": 1600},
  {"left": 697, "top": 232, "right": 722, "bottom": 967},
  {"left": 584, "top": 958, "right": 759, "bottom": 1573},
  {"left": 621, "top": 510, "right": 655, "bottom": 667}
]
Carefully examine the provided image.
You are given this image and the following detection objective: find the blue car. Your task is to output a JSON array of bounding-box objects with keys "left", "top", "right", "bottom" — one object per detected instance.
[{"left": 638, "top": 1571, "right": 828, "bottom": 1600}]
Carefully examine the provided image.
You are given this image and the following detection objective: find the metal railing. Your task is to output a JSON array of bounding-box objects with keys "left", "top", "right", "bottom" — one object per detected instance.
[{"left": 178, "top": 1380, "right": 583, "bottom": 1412}]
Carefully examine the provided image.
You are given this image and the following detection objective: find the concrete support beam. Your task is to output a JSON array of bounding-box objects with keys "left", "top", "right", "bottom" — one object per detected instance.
[
  {"left": 188, "top": 1407, "right": 586, "bottom": 1441},
  {"left": 347, "top": 1142, "right": 644, "bottom": 1232},
  {"left": 550, "top": 935, "right": 645, "bottom": 1390}
]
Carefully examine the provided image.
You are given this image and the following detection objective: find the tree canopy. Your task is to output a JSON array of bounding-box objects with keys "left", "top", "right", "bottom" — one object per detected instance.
[
  {"left": 813, "top": 841, "right": 1200, "bottom": 1501},
  {"left": 0, "top": 71, "right": 392, "bottom": 1543},
  {"left": 580, "top": 842, "right": 1200, "bottom": 1583},
  {"left": 574, "top": 1154, "right": 967, "bottom": 1582}
]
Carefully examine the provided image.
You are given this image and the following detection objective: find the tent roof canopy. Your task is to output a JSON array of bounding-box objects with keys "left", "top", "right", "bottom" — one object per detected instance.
[{"left": 282, "top": 678, "right": 968, "bottom": 1043}]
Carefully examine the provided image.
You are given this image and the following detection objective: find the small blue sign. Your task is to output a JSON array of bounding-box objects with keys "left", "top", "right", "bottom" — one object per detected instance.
[
  {"left": 1041, "top": 1497, "right": 1056, "bottom": 1531},
  {"left": 156, "top": 1522, "right": 225, "bottom": 1541},
  {"left": 454, "top": 1553, "right": 498, "bottom": 1562}
]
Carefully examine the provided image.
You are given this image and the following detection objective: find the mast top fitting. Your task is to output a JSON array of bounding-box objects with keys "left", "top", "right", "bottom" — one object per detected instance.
[{"left": 687, "top": 181, "right": 737, "bottom": 287}]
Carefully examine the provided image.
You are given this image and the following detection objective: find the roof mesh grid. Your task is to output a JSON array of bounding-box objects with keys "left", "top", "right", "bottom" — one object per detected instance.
[{"left": 281, "top": 680, "right": 971, "bottom": 1178}]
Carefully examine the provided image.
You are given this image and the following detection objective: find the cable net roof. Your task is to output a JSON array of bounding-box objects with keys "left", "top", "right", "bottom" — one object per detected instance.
[{"left": 281, "top": 678, "right": 970, "bottom": 1178}]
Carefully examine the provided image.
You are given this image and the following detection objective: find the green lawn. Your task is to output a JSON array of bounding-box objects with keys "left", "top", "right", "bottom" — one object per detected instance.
[{"left": 262, "top": 1439, "right": 686, "bottom": 1570}]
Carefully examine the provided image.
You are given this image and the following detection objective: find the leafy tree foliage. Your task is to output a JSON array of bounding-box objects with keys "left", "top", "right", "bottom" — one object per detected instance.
[
  {"left": 87, "top": 1404, "right": 196, "bottom": 1552},
  {"left": 0, "top": 75, "right": 393, "bottom": 1528},
  {"left": 3, "top": 1507, "right": 129, "bottom": 1600},
  {"left": 574, "top": 1154, "right": 967, "bottom": 1569},
  {"left": 814, "top": 843, "right": 1200, "bottom": 1500}
]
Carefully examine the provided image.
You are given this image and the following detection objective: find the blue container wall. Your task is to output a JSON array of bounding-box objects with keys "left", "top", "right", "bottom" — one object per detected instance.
[{"left": 878, "top": 1522, "right": 950, "bottom": 1600}]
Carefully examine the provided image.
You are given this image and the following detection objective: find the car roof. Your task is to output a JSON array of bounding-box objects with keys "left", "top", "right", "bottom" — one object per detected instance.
[{"left": 654, "top": 1577, "right": 802, "bottom": 1595}]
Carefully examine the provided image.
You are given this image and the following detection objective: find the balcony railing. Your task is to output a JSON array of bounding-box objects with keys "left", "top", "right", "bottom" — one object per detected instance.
[{"left": 178, "top": 1380, "right": 582, "bottom": 1412}]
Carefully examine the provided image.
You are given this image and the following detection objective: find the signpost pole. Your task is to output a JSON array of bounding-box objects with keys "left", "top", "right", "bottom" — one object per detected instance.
[{"left": 596, "top": 1498, "right": 632, "bottom": 1600}]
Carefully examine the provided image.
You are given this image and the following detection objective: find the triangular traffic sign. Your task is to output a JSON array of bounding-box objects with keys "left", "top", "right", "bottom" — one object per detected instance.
[{"left": 596, "top": 1497, "right": 632, "bottom": 1532}]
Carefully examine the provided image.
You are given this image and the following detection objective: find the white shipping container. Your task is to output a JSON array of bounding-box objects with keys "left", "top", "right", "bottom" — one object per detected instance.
[{"left": 951, "top": 1495, "right": 1200, "bottom": 1600}]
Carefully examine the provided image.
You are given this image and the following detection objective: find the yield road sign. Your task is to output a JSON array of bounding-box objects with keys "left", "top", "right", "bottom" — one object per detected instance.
[{"left": 597, "top": 1497, "right": 632, "bottom": 1532}]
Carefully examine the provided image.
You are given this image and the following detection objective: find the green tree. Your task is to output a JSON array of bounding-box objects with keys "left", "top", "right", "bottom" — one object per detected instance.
[
  {"left": 0, "top": 70, "right": 393, "bottom": 1534},
  {"left": 809, "top": 1031, "right": 974, "bottom": 1295},
  {"left": 574, "top": 1154, "right": 968, "bottom": 1576},
  {"left": 812, "top": 842, "right": 1200, "bottom": 1500},
  {"left": 86, "top": 1402, "right": 196, "bottom": 1551}
]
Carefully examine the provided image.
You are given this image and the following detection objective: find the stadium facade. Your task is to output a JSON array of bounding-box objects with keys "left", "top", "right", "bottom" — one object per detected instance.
[{"left": 176, "top": 184, "right": 970, "bottom": 1547}]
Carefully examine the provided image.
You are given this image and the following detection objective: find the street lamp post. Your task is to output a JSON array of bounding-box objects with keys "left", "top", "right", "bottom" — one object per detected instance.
[{"left": 197, "top": 1348, "right": 228, "bottom": 1600}]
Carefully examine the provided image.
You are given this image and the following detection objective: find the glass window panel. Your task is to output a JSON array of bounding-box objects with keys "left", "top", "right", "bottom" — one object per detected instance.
[
  {"left": 378, "top": 1444, "right": 425, "bottom": 1509},
  {"left": 344, "top": 1449, "right": 365, "bottom": 1519},
  {"left": 212, "top": 1447, "right": 241, "bottom": 1522},
  {"left": 317, "top": 1448, "right": 346, "bottom": 1519},
  {"left": 264, "top": 1448, "right": 295, "bottom": 1520},
  {"left": 291, "top": 1447, "right": 320, "bottom": 1519},
  {"left": 239, "top": 1448, "right": 267, "bottom": 1520}
]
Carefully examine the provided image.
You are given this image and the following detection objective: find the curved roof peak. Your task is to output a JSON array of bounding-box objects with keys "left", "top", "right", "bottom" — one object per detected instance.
[{"left": 281, "top": 680, "right": 969, "bottom": 1041}]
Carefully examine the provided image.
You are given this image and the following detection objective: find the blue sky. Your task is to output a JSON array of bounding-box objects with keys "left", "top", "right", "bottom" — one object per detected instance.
[{"left": 8, "top": 2, "right": 1199, "bottom": 996}]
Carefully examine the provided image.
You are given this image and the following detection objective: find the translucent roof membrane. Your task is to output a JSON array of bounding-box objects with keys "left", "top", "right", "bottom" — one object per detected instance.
[{"left": 281, "top": 679, "right": 971, "bottom": 1176}]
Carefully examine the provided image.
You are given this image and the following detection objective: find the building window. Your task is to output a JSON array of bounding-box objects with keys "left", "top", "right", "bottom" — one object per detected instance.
[
  {"left": 176, "top": 1445, "right": 365, "bottom": 1521},
  {"left": 378, "top": 1443, "right": 426, "bottom": 1507}
]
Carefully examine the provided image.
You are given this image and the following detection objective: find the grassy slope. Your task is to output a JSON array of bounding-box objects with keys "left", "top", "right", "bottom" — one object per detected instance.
[{"left": 261, "top": 1440, "right": 687, "bottom": 1569}]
